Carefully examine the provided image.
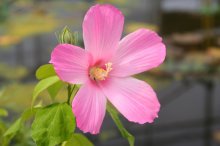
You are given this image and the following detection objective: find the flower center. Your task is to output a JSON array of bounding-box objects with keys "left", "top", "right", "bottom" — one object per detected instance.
[{"left": 89, "top": 62, "right": 112, "bottom": 81}]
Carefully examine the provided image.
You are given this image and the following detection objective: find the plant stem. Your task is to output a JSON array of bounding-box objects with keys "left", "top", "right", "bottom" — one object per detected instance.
[
  {"left": 67, "top": 84, "right": 72, "bottom": 105},
  {"left": 71, "top": 85, "right": 79, "bottom": 98},
  {"left": 67, "top": 84, "right": 78, "bottom": 105},
  {"left": 107, "top": 103, "right": 134, "bottom": 146}
]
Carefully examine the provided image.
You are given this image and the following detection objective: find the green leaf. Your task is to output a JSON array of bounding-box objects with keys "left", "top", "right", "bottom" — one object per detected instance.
[
  {"left": 47, "top": 80, "right": 64, "bottom": 99},
  {"left": 0, "top": 120, "right": 10, "bottom": 146},
  {"left": 0, "top": 109, "right": 8, "bottom": 117},
  {"left": 32, "top": 76, "right": 60, "bottom": 106},
  {"left": 4, "top": 118, "right": 22, "bottom": 137},
  {"left": 107, "top": 104, "right": 135, "bottom": 146},
  {"left": 4, "top": 108, "right": 38, "bottom": 137},
  {"left": 62, "top": 134, "right": 93, "bottom": 146},
  {"left": 36, "top": 64, "right": 56, "bottom": 80},
  {"left": 31, "top": 103, "right": 75, "bottom": 146}
]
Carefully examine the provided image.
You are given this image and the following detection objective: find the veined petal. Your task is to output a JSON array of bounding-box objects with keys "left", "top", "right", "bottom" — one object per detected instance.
[
  {"left": 110, "top": 29, "right": 166, "bottom": 77},
  {"left": 50, "top": 44, "right": 90, "bottom": 84},
  {"left": 72, "top": 81, "right": 107, "bottom": 134},
  {"left": 83, "top": 4, "right": 124, "bottom": 62},
  {"left": 100, "top": 77, "right": 160, "bottom": 124}
]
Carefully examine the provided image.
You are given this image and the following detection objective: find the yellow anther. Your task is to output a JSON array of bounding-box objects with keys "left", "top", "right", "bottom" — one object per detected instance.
[
  {"left": 89, "top": 62, "right": 112, "bottom": 81},
  {"left": 105, "top": 62, "right": 112, "bottom": 74}
]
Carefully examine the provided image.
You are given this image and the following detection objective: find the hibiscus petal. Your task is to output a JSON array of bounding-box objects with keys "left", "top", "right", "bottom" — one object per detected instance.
[
  {"left": 72, "top": 81, "right": 107, "bottom": 134},
  {"left": 110, "top": 29, "right": 166, "bottom": 77},
  {"left": 83, "top": 4, "right": 124, "bottom": 62},
  {"left": 50, "top": 44, "right": 90, "bottom": 84},
  {"left": 101, "top": 77, "right": 160, "bottom": 124}
]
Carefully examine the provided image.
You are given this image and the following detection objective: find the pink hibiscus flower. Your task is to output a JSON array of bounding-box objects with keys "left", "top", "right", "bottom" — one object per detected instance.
[{"left": 50, "top": 4, "right": 166, "bottom": 134}]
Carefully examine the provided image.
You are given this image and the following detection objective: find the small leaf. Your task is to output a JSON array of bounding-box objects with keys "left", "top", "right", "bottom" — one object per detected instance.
[
  {"left": 32, "top": 76, "right": 59, "bottom": 106},
  {"left": 107, "top": 104, "right": 135, "bottom": 146},
  {"left": 36, "top": 64, "right": 56, "bottom": 80},
  {"left": 31, "top": 103, "right": 75, "bottom": 146},
  {"left": 0, "top": 120, "right": 10, "bottom": 146},
  {"left": 47, "top": 80, "right": 64, "bottom": 99},
  {"left": 0, "top": 109, "right": 8, "bottom": 117},
  {"left": 62, "top": 134, "right": 93, "bottom": 146},
  {"left": 4, "top": 118, "right": 22, "bottom": 137},
  {"left": 4, "top": 108, "right": 38, "bottom": 137}
]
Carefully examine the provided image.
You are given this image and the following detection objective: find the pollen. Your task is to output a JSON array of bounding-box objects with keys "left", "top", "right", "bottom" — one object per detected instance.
[{"left": 90, "top": 62, "right": 112, "bottom": 81}]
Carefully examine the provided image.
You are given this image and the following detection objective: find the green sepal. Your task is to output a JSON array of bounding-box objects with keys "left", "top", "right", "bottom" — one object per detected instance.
[{"left": 59, "top": 26, "right": 78, "bottom": 45}]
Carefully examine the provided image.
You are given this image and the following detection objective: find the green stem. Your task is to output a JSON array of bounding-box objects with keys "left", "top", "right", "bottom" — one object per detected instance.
[
  {"left": 67, "top": 84, "right": 72, "bottom": 105},
  {"left": 107, "top": 103, "right": 134, "bottom": 146},
  {"left": 67, "top": 85, "right": 78, "bottom": 105},
  {"left": 71, "top": 85, "right": 79, "bottom": 98}
]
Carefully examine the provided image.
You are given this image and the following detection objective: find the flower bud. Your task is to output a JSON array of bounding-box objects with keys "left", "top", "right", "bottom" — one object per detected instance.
[{"left": 59, "top": 26, "right": 78, "bottom": 45}]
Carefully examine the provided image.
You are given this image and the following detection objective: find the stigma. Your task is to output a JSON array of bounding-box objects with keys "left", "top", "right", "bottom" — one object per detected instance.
[{"left": 89, "top": 62, "right": 112, "bottom": 81}]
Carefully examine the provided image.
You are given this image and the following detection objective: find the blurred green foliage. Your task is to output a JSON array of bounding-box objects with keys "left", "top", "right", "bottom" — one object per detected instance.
[{"left": 0, "top": 64, "right": 28, "bottom": 80}]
